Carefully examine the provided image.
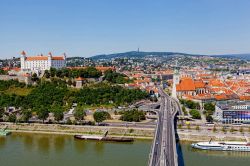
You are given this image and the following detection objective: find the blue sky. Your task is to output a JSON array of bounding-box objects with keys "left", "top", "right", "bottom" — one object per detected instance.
[{"left": 1, "top": 0, "right": 250, "bottom": 58}]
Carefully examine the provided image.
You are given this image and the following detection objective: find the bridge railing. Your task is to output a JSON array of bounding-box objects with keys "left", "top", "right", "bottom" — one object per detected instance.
[{"left": 148, "top": 110, "right": 160, "bottom": 166}]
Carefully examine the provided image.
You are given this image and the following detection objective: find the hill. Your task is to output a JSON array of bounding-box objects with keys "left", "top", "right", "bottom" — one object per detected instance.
[
  {"left": 90, "top": 51, "right": 197, "bottom": 60},
  {"left": 213, "top": 54, "right": 250, "bottom": 60}
]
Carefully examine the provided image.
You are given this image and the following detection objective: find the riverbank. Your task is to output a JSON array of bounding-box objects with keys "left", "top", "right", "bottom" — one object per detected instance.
[
  {"left": 0, "top": 122, "right": 154, "bottom": 140},
  {"left": 177, "top": 130, "right": 250, "bottom": 142},
  {"left": 1, "top": 122, "right": 250, "bottom": 142}
]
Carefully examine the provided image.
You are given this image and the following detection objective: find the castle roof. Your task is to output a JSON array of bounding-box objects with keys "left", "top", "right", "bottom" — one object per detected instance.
[
  {"left": 25, "top": 55, "right": 64, "bottom": 61},
  {"left": 21, "top": 51, "right": 26, "bottom": 55}
]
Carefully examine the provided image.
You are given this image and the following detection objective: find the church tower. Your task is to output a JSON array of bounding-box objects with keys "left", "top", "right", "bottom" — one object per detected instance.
[{"left": 172, "top": 60, "right": 180, "bottom": 98}]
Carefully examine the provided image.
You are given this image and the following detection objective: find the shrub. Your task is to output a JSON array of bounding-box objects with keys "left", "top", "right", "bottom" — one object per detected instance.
[
  {"left": 120, "top": 109, "right": 146, "bottom": 122},
  {"left": 189, "top": 109, "right": 201, "bottom": 119}
]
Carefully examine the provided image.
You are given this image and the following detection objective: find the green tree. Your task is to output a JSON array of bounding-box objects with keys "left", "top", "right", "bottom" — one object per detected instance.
[
  {"left": 53, "top": 108, "right": 64, "bottom": 122},
  {"left": 204, "top": 102, "right": 215, "bottom": 112},
  {"left": 120, "top": 109, "right": 146, "bottom": 122},
  {"left": 67, "top": 79, "right": 73, "bottom": 86},
  {"left": 74, "top": 107, "right": 86, "bottom": 121},
  {"left": 0, "top": 107, "right": 4, "bottom": 119},
  {"left": 93, "top": 111, "right": 111, "bottom": 123},
  {"left": 50, "top": 68, "right": 56, "bottom": 77},
  {"left": 31, "top": 73, "right": 39, "bottom": 82},
  {"left": 56, "top": 70, "right": 63, "bottom": 78},
  {"left": 66, "top": 118, "right": 72, "bottom": 125},
  {"left": 189, "top": 109, "right": 201, "bottom": 119},
  {"left": 21, "top": 109, "right": 32, "bottom": 122},
  {"left": 44, "top": 70, "right": 50, "bottom": 78},
  {"left": 182, "top": 106, "right": 188, "bottom": 115},
  {"left": 185, "top": 100, "right": 199, "bottom": 109},
  {"left": 103, "top": 69, "right": 129, "bottom": 84},
  {"left": 37, "top": 107, "right": 49, "bottom": 123},
  {"left": 206, "top": 115, "right": 213, "bottom": 122},
  {"left": 8, "top": 114, "right": 17, "bottom": 123}
]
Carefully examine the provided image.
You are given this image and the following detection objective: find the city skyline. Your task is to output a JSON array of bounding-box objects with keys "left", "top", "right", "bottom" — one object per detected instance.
[{"left": 1, "top": 0, "right": 250, "bottom": 58}]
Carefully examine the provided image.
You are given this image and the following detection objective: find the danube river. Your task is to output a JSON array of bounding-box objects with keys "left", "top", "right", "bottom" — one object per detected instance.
[{"left": 1, "top": 133, "right": 250, "bottom": 166}]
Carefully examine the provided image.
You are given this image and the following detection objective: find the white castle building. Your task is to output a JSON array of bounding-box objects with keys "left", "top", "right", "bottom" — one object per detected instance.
[{"left": 20, "top": 51, "right": 66, "bottom": 71}]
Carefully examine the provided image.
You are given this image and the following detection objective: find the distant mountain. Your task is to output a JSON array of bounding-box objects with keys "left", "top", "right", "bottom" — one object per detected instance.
[
  {"left": 213, "top": 54, "right": 250, "bottom": 60},
  {"left": 90, "top": 51, "right": 198, "bottom": 60},
  {"left": 90, "top": 51, "right": 250, "bottom": 61}
]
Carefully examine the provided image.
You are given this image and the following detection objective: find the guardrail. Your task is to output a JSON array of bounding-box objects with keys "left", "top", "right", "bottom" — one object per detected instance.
[{"left": 148, "top": 110, "right": 160, "bottom": 166}]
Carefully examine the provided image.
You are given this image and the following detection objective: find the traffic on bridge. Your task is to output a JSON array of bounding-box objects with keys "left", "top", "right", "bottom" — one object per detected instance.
[{"left": 148, "top": 87, "right": 179, "bottom": 166}]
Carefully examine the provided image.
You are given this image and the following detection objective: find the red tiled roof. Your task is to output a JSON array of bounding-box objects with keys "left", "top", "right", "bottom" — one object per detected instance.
[
  {"left": 214, "top": 94, "right": 228, "bottom": 101},
  {"left": 25, "top": 55, "right": 64, "bottom": 61},
  {"left": 194, "top": 81, "right": 206, "bottom": 88},
  {"left": 67, "top": 66, "right": 115, "bottom": 72},
  {"left": 21, "top": 50, "right": 26, "bottom": 55},
  {"left": 26, "top": 56, "right": 48, "bottom": 61},
  {"left": 239, "top": 96, "right": 250, "bottom": 101},
  {"left": 2, "top": 67, "right": 21, "bottom": 71},
  {"left": 76, "top": 77, "right": 84, "bottom": 81},
  {"left": 176, "top": 78, "right": 195, "bottom": 91},
  {"left": 52, "top": 56, "right": 64, "bottom": 60},
  {"left": 209, "top": 79, "right": 225, "bottom": 87}
]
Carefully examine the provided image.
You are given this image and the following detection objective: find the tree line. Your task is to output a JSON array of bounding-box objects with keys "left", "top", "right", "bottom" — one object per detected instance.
[
  {"left": 0, "top": 80, "right": 148, "bottom": 123},
  {"left": 44, "top": 67, "right": 102, "bottom": 79},
  {"left": 103, "top": 69, "right": 131, "bottom": 84}
]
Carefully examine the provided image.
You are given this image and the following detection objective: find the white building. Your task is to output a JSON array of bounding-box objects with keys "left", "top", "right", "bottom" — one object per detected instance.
[{"left": 20, "top": 51, "right": 66, "bottom": 71}]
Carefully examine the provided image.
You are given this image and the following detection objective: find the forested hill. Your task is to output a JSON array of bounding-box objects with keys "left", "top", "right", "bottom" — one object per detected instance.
[
  {"left": 89, "top": 51, "right": 250, "bottom": 61},
  {"left": 90, "top": 51, "right": 196, "bottom": 60},
  {"left": 213, "top": 54, "right": 250, "bottom": 60}
]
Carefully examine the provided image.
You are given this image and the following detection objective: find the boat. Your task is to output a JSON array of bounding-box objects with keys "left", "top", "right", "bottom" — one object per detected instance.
[
  {"left": 74, "top": 135, "right": 103, "bottom": 140},
  {"left": 0, "top": 126, "right": 11, "bottom": 136},
  {"left": 191, "top": 139, "right": 250, "bottom": 152},
  {"left": 74, "top": 130, "right": 134, "bottom": 142}
]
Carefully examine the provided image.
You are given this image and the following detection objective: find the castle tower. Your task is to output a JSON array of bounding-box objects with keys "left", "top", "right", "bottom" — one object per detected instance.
[
  {"left": 48, "top": 52, "right": 52, "bottom": 69},
  {"left": 63, "top": 53, "right": 67, "bottom": 67},
  {"left": 20, "top": 51, "right": 26, "bottom": 70},
  {"left": 63, "top": 53, "right": 67, "bottom": 60}
]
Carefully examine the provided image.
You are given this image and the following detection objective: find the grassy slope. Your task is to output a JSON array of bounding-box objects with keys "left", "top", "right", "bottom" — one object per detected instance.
[{"left": 3, "top": 87, "right": 33, "bottom": 96}]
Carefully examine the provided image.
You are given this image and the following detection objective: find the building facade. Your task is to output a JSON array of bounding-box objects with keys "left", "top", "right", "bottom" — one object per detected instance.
[
  {"left": 20, "top": 51, "right": 66, "bottom": 71},
  {"left": 214, "top": 101, "right": 250, "bottom": 124}
]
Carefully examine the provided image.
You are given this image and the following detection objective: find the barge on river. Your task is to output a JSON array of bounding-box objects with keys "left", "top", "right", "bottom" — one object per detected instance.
[{"left": 74, "top": 131, "right": 134, "bottom": 142}]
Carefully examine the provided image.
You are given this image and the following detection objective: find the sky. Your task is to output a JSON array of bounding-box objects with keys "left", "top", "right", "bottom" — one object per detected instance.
[{"left": 1, "top": 0, "right": 250, "bottom": 58}]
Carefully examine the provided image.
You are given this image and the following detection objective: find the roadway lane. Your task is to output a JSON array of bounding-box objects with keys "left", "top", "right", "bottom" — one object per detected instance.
[{"left": 148, "top": 88, "right": 178, "bottom": 166}]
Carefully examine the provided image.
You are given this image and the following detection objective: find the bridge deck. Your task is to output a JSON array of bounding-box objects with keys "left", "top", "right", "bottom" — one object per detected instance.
[{"left": 148, "top": 88, "right": 178, "bottom": 166}]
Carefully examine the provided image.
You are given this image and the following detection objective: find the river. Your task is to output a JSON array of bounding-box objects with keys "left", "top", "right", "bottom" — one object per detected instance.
[{"left": 1, "top": 133, "right": 250, "bottom": 166}]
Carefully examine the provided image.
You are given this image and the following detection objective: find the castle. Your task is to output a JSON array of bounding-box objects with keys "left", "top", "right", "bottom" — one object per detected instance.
[{"left": 20, "top": 51, "right": 66, "bottom": 71}]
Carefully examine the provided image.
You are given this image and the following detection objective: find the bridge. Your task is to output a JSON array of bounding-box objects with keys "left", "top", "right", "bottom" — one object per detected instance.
[{"left": 148, "top": 87, "right": 179, "bottom": 166}]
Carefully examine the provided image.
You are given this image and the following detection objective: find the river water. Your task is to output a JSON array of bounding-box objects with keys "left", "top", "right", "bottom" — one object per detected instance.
[{"left": 1, "top": 133, "right": 250, "bottom": 166}]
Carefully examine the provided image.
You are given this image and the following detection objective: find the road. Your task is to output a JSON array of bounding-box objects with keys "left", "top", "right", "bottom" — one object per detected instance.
[{"left": 149, "top": 88, "right": 178, "bottom": 166}]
